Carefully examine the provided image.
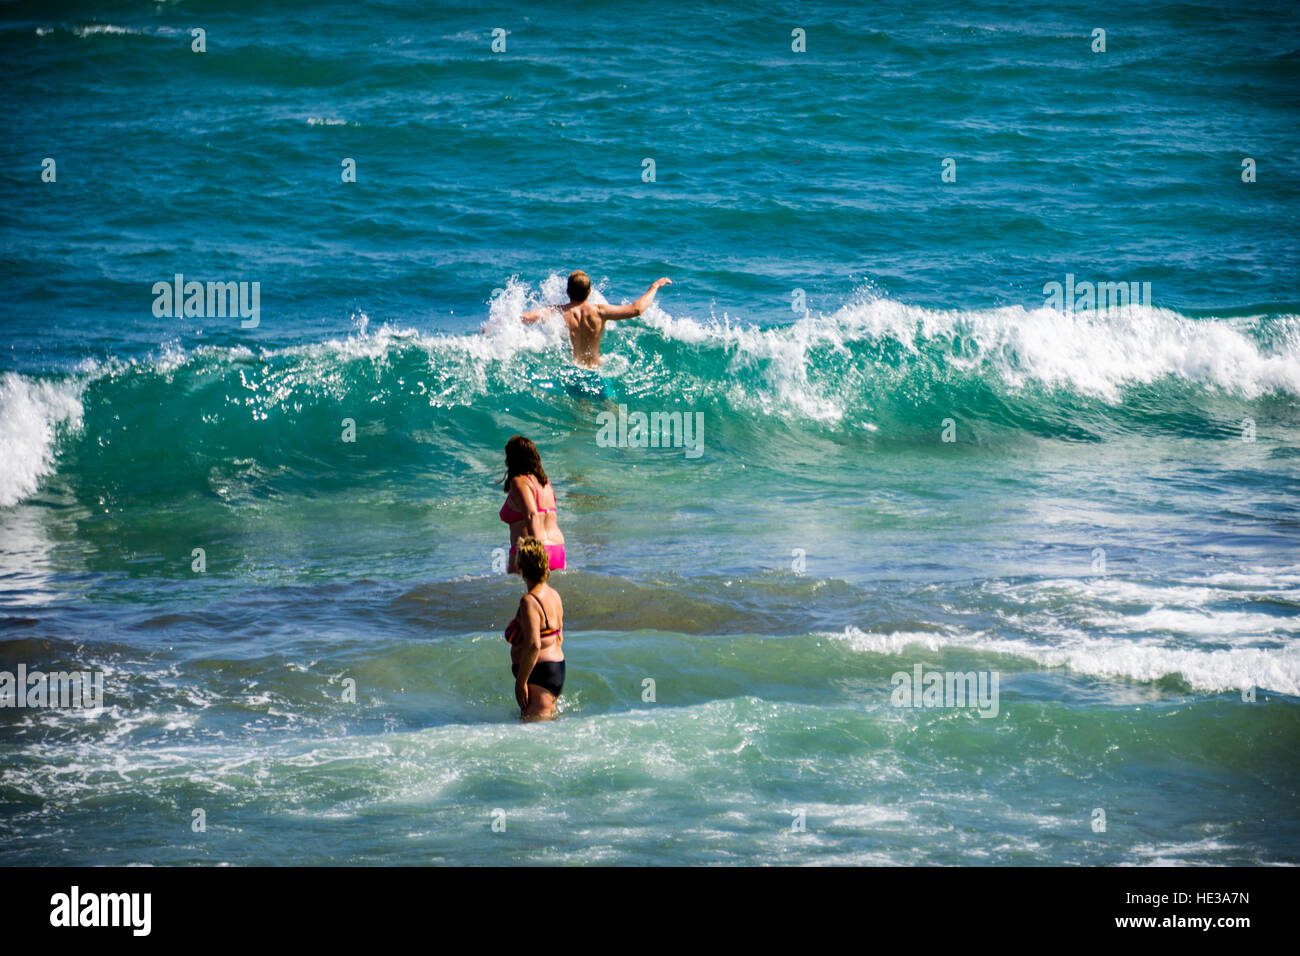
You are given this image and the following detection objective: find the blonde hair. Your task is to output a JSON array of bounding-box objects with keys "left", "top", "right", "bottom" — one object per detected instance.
[
  {"left": 517, "top": 536, "right": 550, "bottom": 584},
  {"left": 567, "top": 270, "right": 591, "bottom": 302}
]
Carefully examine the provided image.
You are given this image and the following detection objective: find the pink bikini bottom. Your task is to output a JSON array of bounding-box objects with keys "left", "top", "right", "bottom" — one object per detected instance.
[{"left": 509, "top": 543, "right": 566, "bottom": 571}]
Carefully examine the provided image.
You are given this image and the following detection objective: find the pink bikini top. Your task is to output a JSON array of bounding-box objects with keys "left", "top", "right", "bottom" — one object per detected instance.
[{"left": 498, "top": 474, "right": 557, "bottom": 524}]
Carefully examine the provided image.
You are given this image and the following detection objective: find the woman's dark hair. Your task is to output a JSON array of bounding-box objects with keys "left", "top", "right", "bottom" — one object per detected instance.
[{"left": 502, "top": 435, "right": 549, "bottom": 492}]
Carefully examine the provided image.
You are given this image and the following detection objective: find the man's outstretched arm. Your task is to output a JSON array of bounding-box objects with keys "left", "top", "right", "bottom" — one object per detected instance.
[
  {"left": 599, "top": 277, "right": 672, "bottom": 321},
  {"left": 520, "top": 305, "right": 559, "bottom": 324}
]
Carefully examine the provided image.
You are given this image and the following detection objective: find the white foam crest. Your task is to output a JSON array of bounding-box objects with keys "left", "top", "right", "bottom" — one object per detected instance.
[
  {"left": 992, "top": 576, "right": 1300, "bottom": 630},
  {"left": 1124, "top": 838, "right": 1242, "bottom": 866},
  {"left": 73, "top": 280, "right": 577, "bottom": 402},
  {"left": 0, "top": 374, "right": 85, "bottom": 508},
  {"left": 649, "top": 293, "right": 1300, "bottom": 402},
  {"left": 984, "top": 575, "right": 1300, "bottom": 659},
  {"left": 288, "top": 315, "right": 425, "bottom": 365},
  {"left": 73, "top": 24, "right": 137, "bottom": 37},
  {"left": 199, "top": 277, "right": 600, "bottom": 403},
  {"left": 641, "top": 308, "right": 849, "bottom": 421},
  {"left": 1088, "top": 607, "right": 1297, "bottom": 639},
  {"left": 1010, "top": 576, "right": 1227, "bottom": 608},
  {"left": 830, "top": 298, "right": 1300, "bottom": 400},
  {"left": 473, "top": 275, "right": 578, "bottom": 360},
  {"left": 33, "top": 288, "right": 1300, "bottom": 443},
  {"left": 1195, "top": 564, "right": 1300, "bottom": 590},
  {"left": 831, "top": 626, "right": 1300, "bottom": 696}
]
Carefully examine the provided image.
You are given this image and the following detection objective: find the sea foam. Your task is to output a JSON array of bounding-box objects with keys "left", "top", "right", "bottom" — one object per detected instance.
[
  {"left": 832, "top": 626, "right": 1300, "bottom": 697},
  {"left": 0, "top": 373, "right": 84, "bottom": 508}
]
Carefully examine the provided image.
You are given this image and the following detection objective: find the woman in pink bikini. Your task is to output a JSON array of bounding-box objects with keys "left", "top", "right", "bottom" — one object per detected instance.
[{"left": 499, "top": 435, "right": 566, "bottom": 575}]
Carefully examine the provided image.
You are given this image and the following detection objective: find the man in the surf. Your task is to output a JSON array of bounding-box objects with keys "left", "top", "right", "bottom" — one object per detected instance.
[{"left": 520, "top": 271, "right": 672, "bottom": 369}]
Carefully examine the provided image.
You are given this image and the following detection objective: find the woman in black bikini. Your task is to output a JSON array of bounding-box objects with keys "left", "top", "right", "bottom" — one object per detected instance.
[{"left": 503, "top": 536, "right": 565, "bottom": 721}]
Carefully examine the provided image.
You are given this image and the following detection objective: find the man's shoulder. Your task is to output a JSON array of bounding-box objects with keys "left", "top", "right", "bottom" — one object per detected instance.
[{"left": 563, "top": 303, "right": 601, "bottom": 324}]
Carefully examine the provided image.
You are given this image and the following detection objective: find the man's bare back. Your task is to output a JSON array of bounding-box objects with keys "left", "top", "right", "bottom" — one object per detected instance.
[{"left": 521, "top": 271, "right": 672, "bottom": 369}]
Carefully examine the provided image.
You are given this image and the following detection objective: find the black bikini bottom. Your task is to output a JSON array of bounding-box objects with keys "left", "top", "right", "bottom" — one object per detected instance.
[{"left": 512, "top": 659, "right": 565, "bottom": 697}]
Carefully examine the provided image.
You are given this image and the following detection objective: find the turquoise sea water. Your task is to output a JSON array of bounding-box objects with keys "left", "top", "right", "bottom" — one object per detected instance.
[{"left": 1, "top": 0, "right": 1298, "bottom": 865}]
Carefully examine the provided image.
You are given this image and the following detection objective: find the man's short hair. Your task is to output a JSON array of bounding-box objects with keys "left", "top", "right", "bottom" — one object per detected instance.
[{"left": 567, "top": 270, "right": 591, "bottom": 303}]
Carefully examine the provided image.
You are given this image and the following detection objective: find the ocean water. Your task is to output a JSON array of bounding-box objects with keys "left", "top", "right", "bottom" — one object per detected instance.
[{"left": 1, "top": 0, "right": 1299, "bottom": 865}]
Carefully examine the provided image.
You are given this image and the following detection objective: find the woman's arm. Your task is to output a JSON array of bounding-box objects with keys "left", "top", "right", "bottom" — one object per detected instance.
[
  {"left": 514, "top": 599, "right": 542, "bottom": 711},
  {"left": 512, "top": 475, "right": 545, "bottom": 540}
]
